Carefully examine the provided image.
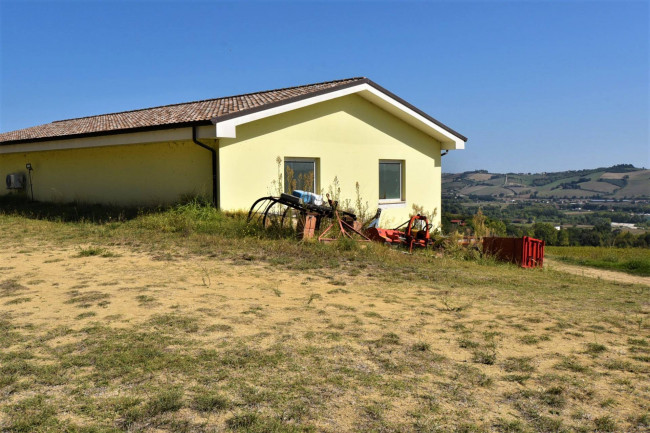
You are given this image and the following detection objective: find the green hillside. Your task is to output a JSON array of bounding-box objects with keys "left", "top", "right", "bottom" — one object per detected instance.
[{"left": 443, "top": 164, "right": 649, "bottom": 200}]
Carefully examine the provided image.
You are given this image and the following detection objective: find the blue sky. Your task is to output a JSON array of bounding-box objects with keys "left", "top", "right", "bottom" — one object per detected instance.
[{"left": 1, "top": 0, "right": 648, "bottom": 173}]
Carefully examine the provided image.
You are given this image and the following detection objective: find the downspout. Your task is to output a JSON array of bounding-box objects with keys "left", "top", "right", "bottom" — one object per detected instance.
[{"left": 192, "top": 126, "right": 219, "bottom": 209}]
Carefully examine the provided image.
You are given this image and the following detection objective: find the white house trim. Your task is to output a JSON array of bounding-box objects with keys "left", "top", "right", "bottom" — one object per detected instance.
[
  {"left": 0, "top": 125, "right": 216, "bottom": 154},
  {"left": 215, "top": 83, "right": 465, "bottom": 149}
]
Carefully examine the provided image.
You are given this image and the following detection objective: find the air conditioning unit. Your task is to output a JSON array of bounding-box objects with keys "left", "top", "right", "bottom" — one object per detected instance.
[{"left": 6, "top": 173, "right": 26, "bottom": 190}]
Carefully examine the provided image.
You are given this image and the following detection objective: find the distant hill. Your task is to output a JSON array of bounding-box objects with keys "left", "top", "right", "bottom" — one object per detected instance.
[{"left": 443, "top": 164, "right": 649, "bottom": 200}]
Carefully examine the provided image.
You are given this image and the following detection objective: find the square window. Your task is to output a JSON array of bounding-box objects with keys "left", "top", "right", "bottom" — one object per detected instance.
[
  {"left": 284, "top": 159, "right": 316, "bottom": 193},
  {"left": 379, "top": 161, "right": 403, "bottom": 201}
]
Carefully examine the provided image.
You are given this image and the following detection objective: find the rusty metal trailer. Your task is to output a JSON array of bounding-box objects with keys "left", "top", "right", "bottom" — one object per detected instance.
[{"left": 482, "top": 236, "right": 545, "bottom": 268}]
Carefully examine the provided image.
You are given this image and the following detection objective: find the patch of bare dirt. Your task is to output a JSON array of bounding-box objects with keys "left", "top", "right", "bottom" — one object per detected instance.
[{"left": 545, "top": 257, "right": 650, "bottom": 286}]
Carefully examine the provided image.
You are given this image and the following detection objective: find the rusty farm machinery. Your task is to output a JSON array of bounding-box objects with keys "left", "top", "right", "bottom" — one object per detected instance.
[
  {"left": 247, "top": 192, "right": 369, "bottom": 241},
  {"left": 247, "top": 191, "right": 435, "bottom": 251}
]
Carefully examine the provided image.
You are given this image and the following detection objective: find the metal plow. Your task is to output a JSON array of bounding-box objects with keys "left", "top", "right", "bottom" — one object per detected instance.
[
  {"left": 247, "top": 195, "right": 295, "bottom": 229},
  {"left": 247, "top": 193, "right": 360, "bottom": 240}
]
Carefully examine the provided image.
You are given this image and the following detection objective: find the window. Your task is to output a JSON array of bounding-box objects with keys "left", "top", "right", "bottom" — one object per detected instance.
[
  {"left": 284, "top": 159, "right": 316, "bottom": 193},
  {"left": 379, "top": 161, "right": 403, "bottom": 201}
]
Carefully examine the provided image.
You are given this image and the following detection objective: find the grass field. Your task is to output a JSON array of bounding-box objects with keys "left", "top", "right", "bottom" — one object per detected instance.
[
  {"left": 0, "top": 202, "right": 649, "bottom": 432},
  {"left": 547, "top": 246, "right": 650, "bottom": 277}
]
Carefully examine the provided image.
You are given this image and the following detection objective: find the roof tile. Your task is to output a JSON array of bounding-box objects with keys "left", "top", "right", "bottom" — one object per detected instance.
[{"left": 0, "top": 77, "right": 365, "bottom": 144}]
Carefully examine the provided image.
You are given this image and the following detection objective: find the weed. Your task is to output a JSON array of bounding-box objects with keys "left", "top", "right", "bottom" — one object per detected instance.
[
  {"left": 454, "top": 364, "right": 493, "bottom": 387},
  {"left": 540, "top": 386, "right": 565, "bottom": 409},
  {"left": 628, "top": 338, "right": 648, "bottom": 346},
  {"left": 199, "top": 265, "right": 211, "bottom": 287},
  {"left": 65, "top": 290, "right": 110, "bottom": 307},
  {"left": 585, "top": 342, "right": 607, "bottom": 356},
  {"left": 329, "top": 279, "right": 347, "bottom": 286},
  {"left": 225, "top": 412, "right": 312, "bottom": 432},
  {"left": 0, "top": 279, "right": 28, "bottom": 297},
  {"left": 135, "top": 294, "right": 156, "bottom": 305},
  {"left": 630, "top": 413, "right": 649, "bottom": 428},
  {"left": 502, "top": 357, "right": 535, "bottom": 373},
  {"left": 205, "top": 324, "right": 233, "bottom": 332},
  {"left": 148, "top": 313, "right": 200, "bottom": 333},
  {"left": 493, "top": 418, "right": 526, "bottom": 432},
  {"left": 412, "top": 342, "right": 431, "bottom": 352},
  {"left": 556, "top": 357, "right": 590, "bottom": 373},
  {"left": 376, "top": 332, "right": 401, "bottom": 346},
  {"left": 603, "top": 359, "right": 642, "bottom": 373},
  {"left": 472, "top": 346, "right": 497, "bottom": 365},
  {"left": 458, "top": 338, "right": 480, "bottom": 349},
  {"left": 439, "top": 297, "right": 470, "bottom": 312},
  {"left": 192, "top": 391, "right": 229, "bottom": 412},
  {"left": 335, "top": 237, "right": 360, "bottom": 252},
  {"left": 227, "top": 413, "right": 259, "bottom": 429},
  {"left": 328, "top": 303, "right": 356, "bottom": 311},
  {"left": 75, "top": 247, "right": 119, "bottom": 258},
  {"left": 122, "top": 388, "right": 184, "bottom": 426},
  {"left": 600, "top": 398, "right": 617, "bottom": 408},
  {"left": 358, "top": 312, "right": 379, "bottom": 322},
  {"left": 4, "top": 297, "right": 31, "bottom": 305},
  {"left": 306, "top": 293, "right": 322, "bottom": 305},
  {"left": 593, "top": 415, "right": 616, "bottom": 432},
  {"left": 146, "top": 388, "right": 184, "bottom": 416},
  {"left": 631, "top": 354, "right": 650, "bottom": 363},
  {"left": 4, "top": 395, "right": 59, "bottom": 431},
  {"left": 519, "top": 335, "right": 540, "bottom": 345},
  {"left": 503, "top": 374, "right": 531, "bottom": 384},
  {"left": 328, "top": 288, "right": 350, "bottom": 294}
]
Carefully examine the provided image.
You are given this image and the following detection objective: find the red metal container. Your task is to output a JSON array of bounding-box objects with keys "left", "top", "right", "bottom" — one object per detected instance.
[{"left": 482, "top": 236, "right": 545, "bottom": 268}]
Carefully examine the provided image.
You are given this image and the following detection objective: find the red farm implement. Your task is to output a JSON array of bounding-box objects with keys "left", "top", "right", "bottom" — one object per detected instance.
[
  {"left": 318, "top": 209, "right": 371, "bottom": 243},
  {"left": 365, "top": 214, "right": 433, "bottom": 253}
]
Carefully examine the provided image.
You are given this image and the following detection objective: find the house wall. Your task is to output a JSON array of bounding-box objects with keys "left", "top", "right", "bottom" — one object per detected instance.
[
  {"left": 0, "top": 94, "right": 445, "bottom": 227},
  {"left": 0, "top": 140, "right": 212, "bottom": 205},
  {"left": 219, "top": 94, "right": 442, "bottom": 227}
]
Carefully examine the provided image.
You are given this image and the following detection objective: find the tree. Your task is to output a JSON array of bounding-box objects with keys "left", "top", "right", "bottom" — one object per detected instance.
[
  {"left": 533, "top": 222, "right": 558, "bottom": 245},
  {"left": 557, "top": 229, "right": 569, "bottom": 246},
  {"left": 472, "top": 208, "right": 489, "bottom": 239},
  {"left": 487, "top": 218, "right": 507, "bottom": 236}
]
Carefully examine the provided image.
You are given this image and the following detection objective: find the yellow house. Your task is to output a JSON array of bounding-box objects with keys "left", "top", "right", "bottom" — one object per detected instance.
[{"left": 0, "top": 78, "right": 466, "bottom": 227}]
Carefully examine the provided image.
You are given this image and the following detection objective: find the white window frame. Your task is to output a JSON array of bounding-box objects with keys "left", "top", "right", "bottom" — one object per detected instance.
[
  {"left": 284, "top": 157, "right": 318, "bottom": 193},
  {"left": 378, "top": 159, "right": 405, "bottom": 204}
]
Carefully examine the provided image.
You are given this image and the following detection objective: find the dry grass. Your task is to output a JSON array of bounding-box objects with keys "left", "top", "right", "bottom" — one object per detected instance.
[
  {"left": 547, "top": 246, "right": 650, "bottom": 277},
  {"left": 0, "top": 207, "right": 648, "bottom": 432}
]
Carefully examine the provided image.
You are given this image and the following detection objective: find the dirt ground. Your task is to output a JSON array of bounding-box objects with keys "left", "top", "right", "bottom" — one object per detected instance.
[
  {"left": 545, "top": 257, "right": 650, "bottom": 287},
  {"left": 1, "top": 238, "right": 649, "bottom": 432}
]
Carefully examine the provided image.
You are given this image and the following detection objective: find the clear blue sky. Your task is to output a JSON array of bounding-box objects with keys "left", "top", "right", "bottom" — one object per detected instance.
[{"left": 1, "top": 0, "right": 648, "bottom": 173}]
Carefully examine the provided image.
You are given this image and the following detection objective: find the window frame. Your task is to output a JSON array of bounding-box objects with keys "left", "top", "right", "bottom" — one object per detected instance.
[
  {"left": 284, "top": 157, "right": 318, "bottom": 193},
  {"left": 378, "top": 159, "right": 405, "bottom": 203}
]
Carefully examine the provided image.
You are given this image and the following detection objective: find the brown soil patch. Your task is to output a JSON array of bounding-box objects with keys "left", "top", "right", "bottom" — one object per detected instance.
[
  {"left": 1, "top": 239, "right": 648, "bottom": 432},
  {"left": 545, "top": 257, "right": 650, "bottom": 287}
]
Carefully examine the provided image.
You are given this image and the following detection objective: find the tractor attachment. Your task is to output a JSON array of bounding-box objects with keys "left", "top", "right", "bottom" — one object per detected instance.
[
  {"left": 365, "top": 214, "right": 433, "bottom": 252},
  {"left": 248, "top": 192, "right": 433, "bottom": 251},
  {"left": 318, "top": 209, "right": 372, "bottom": 243},
  {"left": 247, "top": 192, "right": 357, "bottom": 237}
]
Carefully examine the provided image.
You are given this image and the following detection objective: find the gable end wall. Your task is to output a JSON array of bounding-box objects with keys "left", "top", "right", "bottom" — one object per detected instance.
[{"left": 219, "top": 94, "right": 442, "bottom": 227}]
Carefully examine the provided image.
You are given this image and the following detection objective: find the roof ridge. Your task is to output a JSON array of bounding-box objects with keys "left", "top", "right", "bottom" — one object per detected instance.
[{"left": 52, "top": 77, "right": 366, "bottom": 124}]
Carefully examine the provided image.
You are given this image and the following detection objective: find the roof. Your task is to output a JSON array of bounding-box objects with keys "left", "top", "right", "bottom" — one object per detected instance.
[{"left": 0, "top": 77, "right": 466, "bottom": 145}]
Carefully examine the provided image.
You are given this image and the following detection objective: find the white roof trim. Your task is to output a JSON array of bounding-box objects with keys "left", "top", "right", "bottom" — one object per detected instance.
[
  {"left": 215, "top": 83, "right": 465, "bottom": 149},
  {"left": 0, "top": 126, "right": 216, "bottom": 154}
]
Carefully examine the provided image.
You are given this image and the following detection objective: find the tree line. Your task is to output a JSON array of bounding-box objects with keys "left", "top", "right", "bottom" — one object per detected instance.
[{"left": 442, "top": 213, "right": 650, "bottom": 248}]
